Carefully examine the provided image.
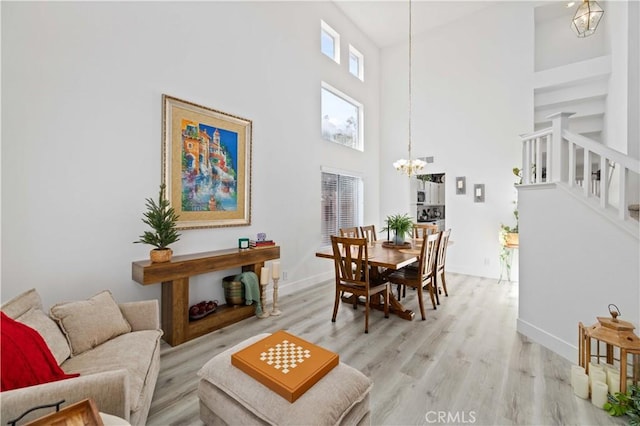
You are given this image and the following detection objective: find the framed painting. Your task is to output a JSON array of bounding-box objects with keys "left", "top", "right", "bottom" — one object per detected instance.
[{"left": 162, "top": 95, "right": 252, "bottom": 229}]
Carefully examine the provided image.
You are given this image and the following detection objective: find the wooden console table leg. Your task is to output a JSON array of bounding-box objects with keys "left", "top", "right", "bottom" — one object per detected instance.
[{"left": 161, "top": 278, "right": 189, "bottom": 346}]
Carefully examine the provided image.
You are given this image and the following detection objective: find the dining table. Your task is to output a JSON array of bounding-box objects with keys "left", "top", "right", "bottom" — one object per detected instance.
[{"left": 315, "top": 240, "right": 422, "bottom": 321}]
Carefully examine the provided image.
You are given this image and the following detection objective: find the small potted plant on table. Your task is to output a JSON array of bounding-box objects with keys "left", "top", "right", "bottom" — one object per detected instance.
[
  {"left": 134, "top": 184, "right": 181, "bottom": 263},
  {"left": 382, "top": 213, "right": 414, "bottom": 246}
]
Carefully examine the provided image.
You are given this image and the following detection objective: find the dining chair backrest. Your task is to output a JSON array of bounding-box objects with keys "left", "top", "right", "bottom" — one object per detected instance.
[
  {"left": 413, "top": 223, "right": 439, "bottom": 240},
  {"left": 359, "top": 225, "right": 377, "bottom": 244},
  {"left": 330, "top": 236, "right": 369, "bottom": 287},
  {"left": 418, "top": 233, "right": 440, "bottom": 279},
  {"left": 437, "top": 229, "right": 451, "bottom": 270},
  {"left": 339, "top": 227, "right": 360, "bottom": 238}
]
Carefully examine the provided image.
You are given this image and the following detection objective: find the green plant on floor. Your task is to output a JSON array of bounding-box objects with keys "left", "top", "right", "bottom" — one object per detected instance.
[
  {"left": 604, "top": 384, "right": 640, "bottom": 425},
  {"left": 498, "top": 167, "right": 521, "bottom": 282},
  {"left": 382, "top": 213, "right": 413, "bottom": 244},
  {"left": 134, "top": 184, "right": 181, "bottom": 250}
]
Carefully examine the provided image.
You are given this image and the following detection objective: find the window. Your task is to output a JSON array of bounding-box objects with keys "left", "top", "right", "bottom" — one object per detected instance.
[
  {"left": 348, "top": 45, "right": 364, "bottom": 81},
  {"left": 321, "top": 20, "right": 340, "bottom": 63},
  {"left": 321, "top": 169, "right": 363, "bottom": 246},
  {"left": 321, "top": 82, "right": 363, "bottom": 151}
]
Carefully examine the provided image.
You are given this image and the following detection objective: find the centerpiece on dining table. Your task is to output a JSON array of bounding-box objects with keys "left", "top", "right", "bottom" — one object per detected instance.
[{"left": 381, "top": 213, "right": 413, "bottom": 248}]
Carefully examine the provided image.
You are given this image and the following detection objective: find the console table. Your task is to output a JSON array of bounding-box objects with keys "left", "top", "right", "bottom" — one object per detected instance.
[{"left": 132, "top": 246, "right": 280, "bottom": 346}]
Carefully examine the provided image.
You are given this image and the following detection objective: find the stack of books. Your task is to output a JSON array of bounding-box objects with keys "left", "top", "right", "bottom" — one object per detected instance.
[{"left": 250, "top": 240, "right": 276, "bottom": 248}]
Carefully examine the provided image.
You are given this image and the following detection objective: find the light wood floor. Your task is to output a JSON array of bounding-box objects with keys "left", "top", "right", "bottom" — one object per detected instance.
[{"left": 147, "top": 274, "right": 625, "bottom": 425}]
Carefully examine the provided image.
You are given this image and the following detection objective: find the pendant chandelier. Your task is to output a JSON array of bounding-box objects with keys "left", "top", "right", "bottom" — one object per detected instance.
[
  {"left": 571, "top": 0, "right": 604, "bottom": 38},
  {"left": 393, "top": 0, "right": 426, "bottom": 178}
]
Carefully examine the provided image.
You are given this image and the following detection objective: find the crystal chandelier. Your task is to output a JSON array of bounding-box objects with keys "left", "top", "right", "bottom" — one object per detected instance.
[
  {"left": 571, "top": 0, "right": 604, "bottom": 38},
  {"left": 393, "top": 0, "right": 426, "bottom": 177}
]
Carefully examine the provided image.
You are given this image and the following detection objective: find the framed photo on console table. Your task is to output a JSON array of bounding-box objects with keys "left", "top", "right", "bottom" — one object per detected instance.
[{"left": 162, "top": 95, "right": 252, "bottom": 229}]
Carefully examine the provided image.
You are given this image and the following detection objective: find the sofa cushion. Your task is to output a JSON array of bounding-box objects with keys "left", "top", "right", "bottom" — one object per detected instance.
[
  {"left": 17, "top": 308, "right": 70, "bottom": 365},
  {"left": 50, "top": 291, "right": 131, "bottom": 356},
  {"left": 0, "top": 312, "right": 79, "bottom": 391},
  {"left": 61, "top": 329, "right": 162, "bottom": 411},
  {"left": 1, "top": 288, "right": 42, "bottom": 319}
]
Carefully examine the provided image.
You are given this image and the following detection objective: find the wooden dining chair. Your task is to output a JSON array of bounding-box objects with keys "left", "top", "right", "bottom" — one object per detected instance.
[
  {"left": 412, "top": 223, "right": 439, "bottom": 240},
  {"left": 436, "top": 229, "right": 452, "bottom": 297},
  {"left": 339, "top": 227, "right": 360, "bottom": 238},
  {"left": 387, "top": 233, "right": 439, "bottom": 320},
  {"left": 330, "top": 236, "right": 389, "bottom": 333},
  {"left": 359, "top": 225, "right": 377, "bottom": 244}
]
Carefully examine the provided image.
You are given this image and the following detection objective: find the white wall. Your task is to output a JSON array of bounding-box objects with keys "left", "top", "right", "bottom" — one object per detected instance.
[
  {"left": 517, "top": 183, "right": 640, "bottom": 362},
  {"left": 605, "top": 1, "right": 631, "bottom": 154},
  {"left": 1, "top": 1, "right": 381, "bottom": 309},
  {"left": 380, "top": 2, "right": 534, "bottom": 279}
]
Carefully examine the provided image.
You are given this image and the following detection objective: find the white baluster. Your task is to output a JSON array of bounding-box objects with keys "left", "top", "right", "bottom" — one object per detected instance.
[
  {"left": 584, "top": 148, "right": 591, "bottom": 197},
  {"left": 600, "top": 156, "right": 608, "bottom": 208},
  {"left": 535, "top": 137, "right": 543, "bottom": 184},
  {"left": 568, "top": 140, "right": 575, "bottom": 187},
  {"left": 619, "top": 167, "right": 628, "bottom": 220}
]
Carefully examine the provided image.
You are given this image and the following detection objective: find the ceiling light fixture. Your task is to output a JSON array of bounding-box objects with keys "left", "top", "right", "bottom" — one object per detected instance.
[
  {"left": 571, "top": 0, "right": 604, "bottom": 38},
  {"left": 393, "top": 0, "right": 426, "bottom": 178}
]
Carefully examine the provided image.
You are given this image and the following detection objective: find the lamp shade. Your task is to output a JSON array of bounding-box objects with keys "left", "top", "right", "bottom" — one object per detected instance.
[{"left": 571, "top": 0, "right": 604, "bottom": 38}]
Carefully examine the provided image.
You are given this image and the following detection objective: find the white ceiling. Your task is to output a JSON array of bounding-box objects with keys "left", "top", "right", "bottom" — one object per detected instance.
[{"left": 332, "top": 1, "right": 502, "bottom": 48}]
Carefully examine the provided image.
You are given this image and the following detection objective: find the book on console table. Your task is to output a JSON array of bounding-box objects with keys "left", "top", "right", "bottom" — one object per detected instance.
[{"left": 231, "top": 330, "right": 339, "bottom": 402}]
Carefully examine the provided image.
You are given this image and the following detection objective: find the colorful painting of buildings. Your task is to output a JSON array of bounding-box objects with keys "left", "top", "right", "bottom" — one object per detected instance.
[{"left": 181, "top": 119, "right": 238, "bottom": 212}]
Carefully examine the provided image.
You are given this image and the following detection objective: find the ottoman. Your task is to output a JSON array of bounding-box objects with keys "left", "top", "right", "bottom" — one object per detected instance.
[{"left": 197, "top": 333, "right": 372, "bottom": 425}]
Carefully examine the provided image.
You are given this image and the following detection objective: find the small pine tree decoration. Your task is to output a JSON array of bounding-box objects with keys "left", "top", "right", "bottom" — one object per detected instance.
[{"left": 134, "top": 184, "right": 181, "bottom": 250}]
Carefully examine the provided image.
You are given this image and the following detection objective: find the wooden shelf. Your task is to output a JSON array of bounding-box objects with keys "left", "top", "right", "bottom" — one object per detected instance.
[{"left": 132, "top": 246, "right": 280, "bottom": 346}]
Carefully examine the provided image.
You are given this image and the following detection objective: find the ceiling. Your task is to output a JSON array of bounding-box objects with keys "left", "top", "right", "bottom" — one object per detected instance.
[{"left": 332, "top": 1, "right": 502, "bottom": 48}]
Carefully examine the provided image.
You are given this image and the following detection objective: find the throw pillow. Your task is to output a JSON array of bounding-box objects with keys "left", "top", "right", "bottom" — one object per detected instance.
[
  {"left": 50, "top": 290, "right": 131, "bottom": 356},
  {"left": 1, "top": 288, "right": 42, "bottom": 319},
  {"left": 17, "top": 308, "right": 71, "bottom": 365},
  {"left": 0, "top": 312, "right": 79, "bottom": 392}
]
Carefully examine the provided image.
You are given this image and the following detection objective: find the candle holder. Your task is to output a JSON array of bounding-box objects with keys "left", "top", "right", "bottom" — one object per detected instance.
[
  {"left": 258, "top": 282, "right": 270, "bottom": 319},
  {"left": 271, "top": 277, "right": 282, "bottom": 316}
]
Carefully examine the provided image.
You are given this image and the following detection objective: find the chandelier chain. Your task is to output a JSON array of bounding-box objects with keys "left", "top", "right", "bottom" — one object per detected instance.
[{"left": 408, "top": 0, "right": 412, "bottom": 161}]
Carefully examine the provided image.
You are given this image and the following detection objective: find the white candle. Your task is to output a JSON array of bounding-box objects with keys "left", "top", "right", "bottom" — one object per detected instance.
[
  {"left": 260, "top": 267, "right": 269, "bottom": 285},
  {"left": 272, "top": 261, "right": 280, "bottom": 279},
  {"left": 591, "top": 369, "right": 607, "bottom": 386},
  {"left": 571, "top": 365, "right": 585, "bottom": 390},
  {"left": 608, "top": 371, "right": 621, "bottom": 395},
  {"left": 604, "top": 364, "right": 619, "bottom": 381},
  {"left": 574, "top": 372, "right": 589, "bottom": 399},
  {"left": 589, "top": 362, "right": 605, "bottom": 378},
  {"left": 591, "top": 381, "right": 608, "bottom": 409}
]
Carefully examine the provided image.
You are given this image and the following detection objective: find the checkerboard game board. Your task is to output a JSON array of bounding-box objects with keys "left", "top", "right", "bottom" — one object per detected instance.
[{"left": 231, "top": 330, "right": 339, "bottom": 402}]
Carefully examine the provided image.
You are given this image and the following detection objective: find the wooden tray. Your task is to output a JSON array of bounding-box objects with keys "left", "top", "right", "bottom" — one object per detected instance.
[
  {"left": 382, "top": 241, "right": 412, "bottom": 249},
  {"left": 231, "top": 330, "right": 339, "bottom": 402},
  {"left": 25, "top": 399, "right": 103, "bottom": 426}
]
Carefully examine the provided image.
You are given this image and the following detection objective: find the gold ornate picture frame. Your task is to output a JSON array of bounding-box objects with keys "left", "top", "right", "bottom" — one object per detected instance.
[{"left": 162, "top": 95, "right": 252, "bottom": 229}]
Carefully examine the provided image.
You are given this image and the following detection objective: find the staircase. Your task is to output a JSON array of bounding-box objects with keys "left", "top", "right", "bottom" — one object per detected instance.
[
  {"left": 519, "top": 112, "right": 640, "bottom": 236},
  {"left": 515, "top": 113, "right": 639, "bottom": 362}
]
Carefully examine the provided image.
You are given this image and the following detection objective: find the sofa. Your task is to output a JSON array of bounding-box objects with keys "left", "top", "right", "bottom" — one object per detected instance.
[{"left": 1, "top": 289, "right": 163, "bottom": 425}]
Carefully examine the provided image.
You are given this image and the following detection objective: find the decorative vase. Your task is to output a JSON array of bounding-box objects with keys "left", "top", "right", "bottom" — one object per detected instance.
[
  {"left": 393, "top": 232, "right": 405, "bottom": 246},
  {"left": 150, "top": 248, "right": 172, "bottom": 263},
  {"left": 505, "top": 233, "right": 519, "bottom": 247}
]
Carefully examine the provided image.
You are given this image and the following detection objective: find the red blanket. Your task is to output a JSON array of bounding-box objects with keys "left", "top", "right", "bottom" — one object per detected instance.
[{"left": 1, "top": 312, "right": 78, "bottom": 392}]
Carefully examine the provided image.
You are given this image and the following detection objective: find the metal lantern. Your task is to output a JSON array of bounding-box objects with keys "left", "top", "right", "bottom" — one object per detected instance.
[
  {"left": 579, "top": 305, "right": 640, "bottom": 394},
  {"left": 571, "top": 0, "right": 604, "bottom": 38}
]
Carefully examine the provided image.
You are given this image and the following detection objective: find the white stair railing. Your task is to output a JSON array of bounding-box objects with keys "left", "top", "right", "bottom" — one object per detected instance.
[{"left": 520, "top": 112, "right": 640, "bottom": 221}]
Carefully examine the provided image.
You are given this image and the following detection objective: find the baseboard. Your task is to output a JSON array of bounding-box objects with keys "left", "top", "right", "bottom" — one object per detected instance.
[
  {"left": 278, "top": 271, "right": 333, "bottom": 297},
  {"left": 517, "top": 318, "right": 577, "bottom": 363}
]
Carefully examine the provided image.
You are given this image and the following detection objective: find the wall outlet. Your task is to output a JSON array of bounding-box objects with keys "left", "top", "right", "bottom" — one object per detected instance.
[{"left": 282, "top": 271, "right": 288, "bottom": 281}]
